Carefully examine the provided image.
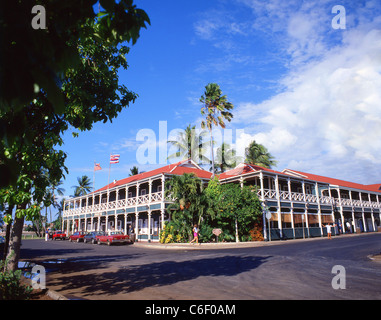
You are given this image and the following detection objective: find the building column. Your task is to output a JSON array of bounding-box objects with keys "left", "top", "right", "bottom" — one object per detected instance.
[
  {"left": 359, "top": 192, "right": 367, "bottom": 232},
  {"left": 135, "top": 212, "right": 139, "bottom": 237},
  {"left": 287, "top": 178, "right": 295, "bottom": 239},
  {"left": 349, "top": 190, "right": 356, "bottom": 233},
  {"left": 148, "top": 210, "right": 151, "bottom": 241},
  {"left": 302, "top": 181, "right": 309, "bottom": 237},
  {"left": 315, "top": 182, "right": 323, "bottom": 237},
  {"left": 368, "top": 193, "right": 375, "bottom": 232},
  {"left": 259, "top": 172, "right": 267, "bottom": 241},
  {"left": 274, "top": 175, "right": 282, "bottom": 238}
]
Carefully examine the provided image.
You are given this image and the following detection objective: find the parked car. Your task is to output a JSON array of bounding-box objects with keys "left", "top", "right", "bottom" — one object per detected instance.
[
  {"left": 52, "top": 230, "right": 66, "bottom": 240},
  {"left": 69, "top": 231, "right": 86, "bottom": 242},
  {"left": 96, "top": 231, "right": 132, "bottom": 246},
  {"left": 83, "top": 231, "right": 105, "bottom": 244}
]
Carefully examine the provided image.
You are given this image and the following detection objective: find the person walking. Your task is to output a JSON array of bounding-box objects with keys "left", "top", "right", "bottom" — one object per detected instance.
[
  {"left": 190, "top": 224, "right": 199, "bottom": 245},
  {"left": 324, "top": 223, "right": 336, "bottom": 240}
]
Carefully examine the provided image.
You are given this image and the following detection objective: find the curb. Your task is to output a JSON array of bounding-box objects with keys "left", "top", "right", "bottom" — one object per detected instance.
[
  {"left": 133, "top": 232, "right": 380, "bottom": 250},
  {"left": 46, "top": 289, "right": 68, "bottom": 300}
]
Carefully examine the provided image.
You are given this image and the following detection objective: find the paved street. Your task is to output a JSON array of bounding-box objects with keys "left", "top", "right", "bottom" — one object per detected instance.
[{"left": 20, "top": 233, "right": 381, "bottom": 300}]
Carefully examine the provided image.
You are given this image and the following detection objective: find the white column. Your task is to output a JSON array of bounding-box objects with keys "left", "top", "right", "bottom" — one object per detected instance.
[
  {"left": 259, "top": 171, "right": 265, "bottom": 201},
  {"left": 148, "top": 210, "right": 151, "bottom": 241},
  {"left": 349, "top": 190, "right": 356, "bottom": 233},
  {"left": 369, "top": 193, "right": 375, "bottom": 232},
  {"left": 315, "top": 182, "right": 323, "bottom": 236},
  {"left": 360, "top": 192, "right": 367, "bottom": 232},
  {"left": 302, "top": 181, "right": 309, "bottom": 237},
  {"left": 148, "top": 179, "right": 152, "bottom": 202},
  {"left": 135, "top": 212, "right": 139, "bottom": 237},
  {"left": 124, "top": 213, "right": 127, "bottom": 235},
  {"left": 275, "top": 175, "right": 282, "bottom": 238},
  {"left": 287, "top": 178, "right": 295, "bottom": 238}
]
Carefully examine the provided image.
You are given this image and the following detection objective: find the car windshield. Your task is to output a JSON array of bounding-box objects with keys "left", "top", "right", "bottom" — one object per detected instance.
[{"left": 110, "top": 231, "right": 123, "bottom": 235}]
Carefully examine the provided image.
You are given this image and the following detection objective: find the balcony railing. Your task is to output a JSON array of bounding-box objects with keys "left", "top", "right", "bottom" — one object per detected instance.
[
  {"left": 64, "top": 192, "right": 164, "bottom": 216},
  {"left": 257, "top": 189, "right": 381, "bottom": 208},
  {"left": 64, "top": 189, "right": 381, "bottom": 217}
]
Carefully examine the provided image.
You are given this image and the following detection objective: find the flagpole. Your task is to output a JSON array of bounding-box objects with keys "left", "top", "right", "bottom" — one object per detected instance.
[
  {"left": 93, "top": 160, "right": 95, "bottom": 192},
  {"left": 108, "top": 154, "right": 111, "bottom": 191}
]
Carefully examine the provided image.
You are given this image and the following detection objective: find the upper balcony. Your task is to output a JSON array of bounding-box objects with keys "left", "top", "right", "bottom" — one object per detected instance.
[
  {"left": 63, "top": 191, "right": 165, "bottom": 216},
  {"left": 257, "top": 189, "right": 381, "bottom": 209}
]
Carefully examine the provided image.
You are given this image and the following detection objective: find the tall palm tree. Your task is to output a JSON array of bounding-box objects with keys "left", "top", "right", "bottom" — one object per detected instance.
[
  {"left": 200, "top": 83, "right": 234, "bottom": 177},
  {"left": 245, "top": 140, "right": 277, "bottom": 169},
  {"left": 72, "top": 175, "right": 92, "bottom": 197},
  {"left": 167, "top": 124, "right": 211, "bottom": 165}
]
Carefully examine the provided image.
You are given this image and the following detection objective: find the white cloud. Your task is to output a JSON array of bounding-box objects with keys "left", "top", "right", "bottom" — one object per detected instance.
[{"left": 232, "top": 28, "right": 381, "bottom": 183}]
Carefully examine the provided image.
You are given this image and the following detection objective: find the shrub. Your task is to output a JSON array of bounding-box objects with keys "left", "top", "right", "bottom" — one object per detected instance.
[{"left": 0, "top": 260, "right": 33, "bottom": 300}]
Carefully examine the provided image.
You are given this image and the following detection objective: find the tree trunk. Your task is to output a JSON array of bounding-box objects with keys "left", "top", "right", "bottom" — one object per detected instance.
[
  {"left": 2, "top": 223, "right": 11, "bottom": 263},
  {"left": 5, "top": 205, "right": 25, "bottom": 272},
  {"left": 210, "top": 129, "right": 215, "bottom": 178},
  {"left": 2, "top": 205, "right": 14, "bottom": 270}
]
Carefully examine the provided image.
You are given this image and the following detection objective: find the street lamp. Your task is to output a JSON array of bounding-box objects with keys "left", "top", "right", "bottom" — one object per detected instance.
[{"left": 261, "top": 201, "right": 271, "bottom": 242}]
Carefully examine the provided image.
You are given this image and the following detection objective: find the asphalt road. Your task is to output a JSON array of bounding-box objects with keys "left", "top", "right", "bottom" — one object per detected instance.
[{"left": 20, "top": 233, "right": 381, "bottom": 300}]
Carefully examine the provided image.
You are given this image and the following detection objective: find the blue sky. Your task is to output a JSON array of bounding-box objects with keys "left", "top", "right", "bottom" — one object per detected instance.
[{"left": 60, "top": 0, "right": 381, "bottom": 201}]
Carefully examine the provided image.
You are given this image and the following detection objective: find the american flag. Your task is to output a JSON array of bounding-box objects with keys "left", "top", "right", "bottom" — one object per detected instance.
[
  {"left": 94, "top": 163, "right": 102, "bottom": 171},
  {"left": 110, "top": 154, "right": 120, "bottom": 164}
]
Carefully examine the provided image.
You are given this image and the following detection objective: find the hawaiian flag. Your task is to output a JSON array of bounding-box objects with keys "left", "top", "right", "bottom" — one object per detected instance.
[
  {"left": 110, "top": 154, "right": 120, "bottom": 164},
  {"left": 94, "top": 163, "right": 102, "bottom": 171}
]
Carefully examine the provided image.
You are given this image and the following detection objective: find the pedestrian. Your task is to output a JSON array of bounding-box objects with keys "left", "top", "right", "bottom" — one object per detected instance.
[
  {"left": 323, "top": 223, "right": 336, "bottom": 240},
  {"left": 346, "top": 221, "right": 351, "bottom": 233},
  {"left": 190, "top": 224, "right": 199, "bottom": 245}
]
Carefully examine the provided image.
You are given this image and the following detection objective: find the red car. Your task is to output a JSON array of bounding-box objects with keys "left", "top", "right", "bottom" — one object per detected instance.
[
  {"left": 52, "top": 230, "right": 66, "bottom": 240},
  {"left": 69, "top": 231, "right": 86, "bottom": 242},
  {"left": 96, "top": 231, "right": 131, "bottom": 246}
]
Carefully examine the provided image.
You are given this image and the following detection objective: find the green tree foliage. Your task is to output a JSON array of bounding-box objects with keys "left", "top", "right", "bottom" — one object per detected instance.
[
  {"left": 245, "top": 140, "right": 277, "bottom": 169},
  {"left": 0, "top": 0, "right": 150, "bottom": 187},
  {"left": 129, "top": 166, "right": 140, "bottom": 176},
  {"left": 167, "top": 124, "right": 211, "bottom": 165},
  {"left": 162, "top": 174, "right": 262, "bottom": 243},
  {"left": 205, "top": 179, "right": 262, "bottom": 242},
  {"left": 0, "top": 1, "right": 150, "bottom": 271},
  {"left": 200, "top": 83, "right": 234, "bottom": 176},
  {"left": 163, "top": 173, "right": 212, "bottom": 242},
  {"left": 72, "top": 175, "right": 92, "bottom": 197},
  {"left": 214, "top": 142, "right": 241, "bottom": 174}
]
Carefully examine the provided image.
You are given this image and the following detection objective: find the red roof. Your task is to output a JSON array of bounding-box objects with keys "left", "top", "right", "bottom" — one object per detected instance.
[
  {"left": 220, "top": 164, "right": 381, "bottom": 194},
  {"left": 219, "top": 163, "right": 284, "bottom": 180},
  {"left": 282, "top": 169, "right": 381, "bottom": 194},
  {"left": 92, "top": 160, "right": 381, "bottom": 195},
  {"left": 94, "top": 160, "right": 212, "bottom": 193}
]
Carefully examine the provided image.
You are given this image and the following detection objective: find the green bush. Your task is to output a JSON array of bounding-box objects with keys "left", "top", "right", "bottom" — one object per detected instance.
[{"left": 0, "top": 260, "right": 33, "bottom": 300}]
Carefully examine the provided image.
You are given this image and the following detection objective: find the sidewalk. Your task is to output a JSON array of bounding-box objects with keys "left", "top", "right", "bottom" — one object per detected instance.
[{"left": 133, "top": 232, "right": 379, "bottom": 250}]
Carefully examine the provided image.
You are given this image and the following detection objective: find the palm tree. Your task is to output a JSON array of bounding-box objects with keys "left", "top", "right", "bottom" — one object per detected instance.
[
  {"left": 200, "top": 83, "right": 234, "bottom": 177},
  {"left": 245, "top": 140, "right": 277, "bottom": 169},
  {"left": 72, "top": 175, "right": 92, "bottom": 197},
  {"left": 214, "top": 143, "right": 242, "bottom": 173},
  {"left": 129, "top": 166, "right": 139, "bottom": 176},
  {"left": 167, "top": 124, "right": 211, "bottom": 165}
]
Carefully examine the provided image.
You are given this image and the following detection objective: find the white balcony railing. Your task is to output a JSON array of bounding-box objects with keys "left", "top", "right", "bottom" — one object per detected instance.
[
  {"left": 64, "top": 189, "right": 381, "bottom": 217},
  {"left": 257, "top": 189, "right": 380, "bottom": 209}
]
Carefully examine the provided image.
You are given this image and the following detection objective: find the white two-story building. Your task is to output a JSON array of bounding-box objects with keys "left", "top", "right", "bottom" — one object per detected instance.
[{"left": 63, "top": 160, "right": 381, "bottom": 241}]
